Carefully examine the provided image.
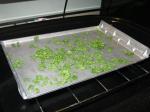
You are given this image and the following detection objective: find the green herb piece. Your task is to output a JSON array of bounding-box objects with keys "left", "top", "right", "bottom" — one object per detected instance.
[
  {"left": 91, "top": 62, "right": 115, "bottom": 74},
  {"left": 32, "top": 46, "right": 54, "bottom": 71},
  {"left": 33, "top": 46, "right": 53, "bottom": 61},
  {"left": 107, "top": 47, "right": 113, "bottom": 53},
  {"left": 12, "top": 58, "right": 24, "bottom": 69},
  {"left": 123, "top": 50, "right": 134, "bottom": 57},
  {"left": 72, "top": 34, "right": 79, "bottom": 38},
  {"left": 52, "top": 48, "right": 66, "bottom": 64},
  {"left": 70, "top": 75, "right": 78, "bottom": 81},
  {"left": 60, "top": 69, "right": 71, "bottom": 80},
  {"left": 49, "top": 77, "right": 59, "bottom": 85},
  {"left": 74, "top": 39, "right": 87, "bottom": 51},
  {"left": 55, "top": 64, "right": 78, "bottom": 84},
  {"left": 41, "top": 76, "right": 49, "bottom": 87},
  {"left": 47, "top": 63, "right": 58, "bottom": 71},
  {"left": 90, "top": 39, "right": 105, "bottom": 49},
  {"left": 91, "top": 66, "right": 103, "bottom": 74},
  {"left": 28, "top": 84, "right": 40, "bottom": 94},
  {"left": 62, "top": 38, "right": 70, "bottom": 44},
  {"left": 111, "top": 58, "right": 128, "bottom": 64},
  {"left": 28, "top": 84, "right": 34, "bottom": 91},
  {"left": 33, "top": 75, "right": 43, "bottom": 84},
  {"left": 32, "top": 75, "right": 49, "bottom": 87},
  {"left": 74, "top": 62, "right": 86, "bottom": 70},
  {"left": 66, "top": 43, "right": 73, "bottom": 48},
  {"left": 100, "top": 63, "right": 115, "bottom": 72},
  {"left": 38, "top": 62, "right": 46, "bottom": 71},
  {"left": 96, "top": 30, "right": 105, "bottom": 37},
  {"left": 34, "top": 87, "right": 40, "bottom": 93}
]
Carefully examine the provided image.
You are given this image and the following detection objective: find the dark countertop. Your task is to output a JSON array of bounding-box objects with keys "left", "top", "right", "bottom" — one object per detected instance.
[{"left": 0, "top": 17, "right": 150, "bottom": 112}]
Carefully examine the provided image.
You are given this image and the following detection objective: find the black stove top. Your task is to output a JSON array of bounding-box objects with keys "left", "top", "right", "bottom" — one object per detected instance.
[
  {"left": 0, "top": 17, "right": 150, "bottom": 112},
  {"left": 0, "top": 0, "right": 34, "bottom": 4}
]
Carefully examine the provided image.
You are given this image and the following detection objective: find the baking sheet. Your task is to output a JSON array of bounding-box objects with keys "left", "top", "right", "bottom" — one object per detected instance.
[{"left": 1, "top": 21, "right": 150, "bottom": 99}]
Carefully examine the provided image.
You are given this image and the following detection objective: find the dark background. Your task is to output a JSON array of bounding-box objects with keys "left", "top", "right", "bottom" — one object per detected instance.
[
  {"left": 109, "top": 0, "right": 150, "bottom": 29},
  {"left": 0, "top": 0, "right": 34, "bottom": 4}
]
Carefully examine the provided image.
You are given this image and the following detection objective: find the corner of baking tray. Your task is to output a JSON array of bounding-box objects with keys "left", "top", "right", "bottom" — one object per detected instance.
[
  {"left": 98, "top": 20, "right": 150, "bottom": 59},
  {"left": 0, "top": 40, "right": 4, "bottom": 46}
]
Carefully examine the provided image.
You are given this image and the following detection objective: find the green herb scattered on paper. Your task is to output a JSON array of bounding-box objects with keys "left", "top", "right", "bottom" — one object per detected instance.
[
  {"left": 123, "top": 50, "right": 134, "bottom": 57},
  {"left": 27, "top": 30, "right": 132, "bottom": 91},
  {"left": 12, "top": 58, "right": 24, "bottom": 69},
  {"left": 90, "top": 39, "right": 105, "bottom": 49},
  {"left": 107, "top": 47, "right": 113, "bottom": 53}
]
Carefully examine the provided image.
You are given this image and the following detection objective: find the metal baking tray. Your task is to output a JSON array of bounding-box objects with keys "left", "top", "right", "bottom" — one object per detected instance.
[{"left": 1, "top": 21, "right": 150, "bottom": 99}]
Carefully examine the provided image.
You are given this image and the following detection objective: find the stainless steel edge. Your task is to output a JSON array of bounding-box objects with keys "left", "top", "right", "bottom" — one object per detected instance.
[{"left": 99, "top": 20, "right": 150, "bottom": 59}]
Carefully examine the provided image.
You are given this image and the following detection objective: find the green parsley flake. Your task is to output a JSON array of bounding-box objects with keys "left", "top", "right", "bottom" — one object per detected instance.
[
  {"left": 12, "top": 58, "right": 24, "bottom": 69},
  {"left": 107, "top": 47, "right": 113, "bottom": 53},
  {"left": 123, "top": 50, "right": 134, "bottom": 57},
  {"left": 90, "top": 39, "right": 105, "bottom": 49}
]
